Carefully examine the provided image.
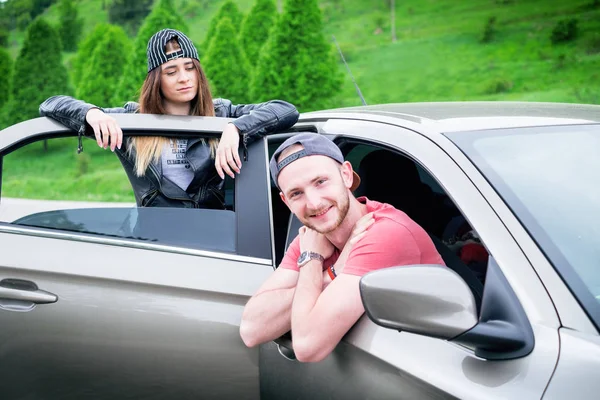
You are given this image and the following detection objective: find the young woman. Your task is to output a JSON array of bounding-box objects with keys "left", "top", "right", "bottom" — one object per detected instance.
[{"left": 40, "top": 28, "right": 299, "bottom": 209}]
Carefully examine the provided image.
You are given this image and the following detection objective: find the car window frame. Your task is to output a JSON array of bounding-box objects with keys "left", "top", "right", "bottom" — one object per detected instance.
[
  {"left": 0, "top": 115, "right": 273, "bottom": 264},
  {"left": 317, "top": 116, "right": 560, "bottom": 330}
]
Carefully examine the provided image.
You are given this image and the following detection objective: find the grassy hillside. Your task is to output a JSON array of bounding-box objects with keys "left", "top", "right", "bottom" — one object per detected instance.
[
  {"left": 322, "top": 0, "right": 600, "bottom": 106},
  {"left": 7, "top": 0, "right": 599, "bottom": 106},
  {"left": 2, "top": 0, "right": 599, "bottom": 202}
]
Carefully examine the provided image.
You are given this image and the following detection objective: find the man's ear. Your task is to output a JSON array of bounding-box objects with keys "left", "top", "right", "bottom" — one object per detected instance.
[{"left": 340, "top": 161, "right": 354, "bottom": 189}]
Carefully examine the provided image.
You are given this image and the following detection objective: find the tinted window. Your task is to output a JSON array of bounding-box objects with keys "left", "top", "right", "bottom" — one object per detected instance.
[{"left": 447, "top": 124, "right": 600, "bottom": 328}]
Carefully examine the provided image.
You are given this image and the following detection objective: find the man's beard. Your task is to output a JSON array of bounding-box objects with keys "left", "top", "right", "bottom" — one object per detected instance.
[{"left": 301, "top": 190, "right": 350, "bottom": 234}]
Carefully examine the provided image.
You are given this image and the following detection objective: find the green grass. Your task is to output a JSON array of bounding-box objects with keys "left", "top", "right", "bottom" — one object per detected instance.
[
  {"left": 3, "top": 138, "right": 134, "bottom": 202},
  {"left": 320, "top": 0, "right": 600, "bottom": 107},
  {"left": 3, "top": 0, "right": 600, "bottom": 201}
]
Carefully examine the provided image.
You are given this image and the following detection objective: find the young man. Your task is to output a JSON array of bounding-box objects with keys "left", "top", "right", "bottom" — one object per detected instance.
[{"left": 239, "top": 133, "right": 444, "bottom": 362}]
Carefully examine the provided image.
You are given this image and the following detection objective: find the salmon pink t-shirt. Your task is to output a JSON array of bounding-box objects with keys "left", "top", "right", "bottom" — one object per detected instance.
[{"left": 280, "top": 197, "right": 445, "bottom": 276}]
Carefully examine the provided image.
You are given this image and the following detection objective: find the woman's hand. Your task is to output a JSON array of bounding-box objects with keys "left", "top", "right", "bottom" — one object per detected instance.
[
  {"left": 86, "top": 108, "right": 123, "bottom": 151},
  {"left": 215, "top": 123, "right": 242, "bottom": 179}
]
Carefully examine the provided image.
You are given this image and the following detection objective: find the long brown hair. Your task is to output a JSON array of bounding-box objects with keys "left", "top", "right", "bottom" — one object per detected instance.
[{"left": 129, "top": 39, "right": 218, "bottom": 176}]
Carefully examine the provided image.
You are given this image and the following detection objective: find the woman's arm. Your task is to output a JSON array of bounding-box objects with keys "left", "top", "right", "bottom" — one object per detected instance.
[
  {"left": 39, "top": 95, "right": 136, "bottom": 151},
  {"left": 214, "top": 98, "right": 299, "bottom": 144},
  {"left": 39, "top": 95, "right": 102, "bottom": 133},
  {"left": 39, "top": 95, "right": 138, "bottom": 132}
]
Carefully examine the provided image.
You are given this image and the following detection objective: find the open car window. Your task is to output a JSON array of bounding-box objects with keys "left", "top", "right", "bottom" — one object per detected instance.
[
  {"left": 342, "top": 141, "right": 488, "bottom": 311},
  {"left": 0, "top": 135, "right": 237, "bottom": 254}
]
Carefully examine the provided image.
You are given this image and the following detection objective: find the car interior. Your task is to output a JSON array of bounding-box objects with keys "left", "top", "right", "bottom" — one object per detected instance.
[{"left": 268, "top": 138, "right": 487, "bottom": 312}]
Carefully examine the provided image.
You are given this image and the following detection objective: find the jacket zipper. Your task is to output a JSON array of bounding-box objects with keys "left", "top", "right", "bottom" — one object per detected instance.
[{"left": 148, "top": 162, "right": 200, "bottom": 207}]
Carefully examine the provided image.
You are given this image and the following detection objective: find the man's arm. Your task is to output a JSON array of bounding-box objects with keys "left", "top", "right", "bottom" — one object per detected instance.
[
  {"left": 291, "top": 261, "right": 364, "bottom": 362},
  {"left": 239, "top": 266, "right": 298, "bottom": 348},
  {"left": 291, "top": 219, "right": 422, "bottom": 362}
]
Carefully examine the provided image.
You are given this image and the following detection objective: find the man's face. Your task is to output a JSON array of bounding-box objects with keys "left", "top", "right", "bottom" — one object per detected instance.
[{"left": 278, "top": 149, "right": 353, "bottom": 234}]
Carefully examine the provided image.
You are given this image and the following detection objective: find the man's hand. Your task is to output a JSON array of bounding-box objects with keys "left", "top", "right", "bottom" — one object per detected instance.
[
  {"left": 215, "top": 123, "right": 242, "bottom": 179},
  {"left": 298, "top": 226, "right": 335, "bottom": 261},
  {"left": 86, "top": 108, "right": 123, "bottom": 151}
]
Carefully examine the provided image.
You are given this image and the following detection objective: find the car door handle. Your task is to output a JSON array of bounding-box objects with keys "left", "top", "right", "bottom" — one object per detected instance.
[
  {"left": 0, "top": 279, "right": 58, "bottom": 304},
  {"left": 274, "top": 332, "right": 296, "bottom": 361}
]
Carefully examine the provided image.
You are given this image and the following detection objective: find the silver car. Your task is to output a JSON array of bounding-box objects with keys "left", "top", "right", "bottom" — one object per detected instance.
[{"left": 0, "top": 102, "right": 598, "bottom": 399}]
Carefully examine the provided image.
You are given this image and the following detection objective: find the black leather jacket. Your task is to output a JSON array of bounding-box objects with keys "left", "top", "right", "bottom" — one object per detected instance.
[{"left": 40, "top": 95, "right": 299, "bottom": 209}]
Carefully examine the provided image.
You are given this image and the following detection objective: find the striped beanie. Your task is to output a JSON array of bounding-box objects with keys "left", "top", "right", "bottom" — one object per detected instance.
[{"left": 146, "top": 28, "right": 199, "bottom": 73}]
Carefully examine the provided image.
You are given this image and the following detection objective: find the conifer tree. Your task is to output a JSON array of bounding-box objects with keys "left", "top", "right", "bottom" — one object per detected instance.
[
  {"left": 0, "top": 47, "right": 12, "bottom": 111},
  {"left": 203, "top": 17, "right": 250, "bottom": 104},
  {"left": 113, "top": 0, "right": 188, "bottom": 104},
  {"left": 71, "top": 23, "right": 112, "bottom": 88},
  {"left": 10, "top": 18, "right": 70, "bottom": 125},
  {"left": 0, "top": 26, "right": 9, "bottom": 47},
  {"left": 108, "top": 0, "right": 153, "bottom": 35},
  {"left": 58, "top": 0, "right": 83, "bottom": 51},
  {"left": 251, "top": 0, "right": 342, "bottom": 111},
  {"left": 202, "top": 1, "right": 243, "bottom": 54},
  {"left": 77, "top": 25, "right": 130, "bottom": 106},
  {"left": 240, "top": 0, "right": 277, "bottom": 64}
]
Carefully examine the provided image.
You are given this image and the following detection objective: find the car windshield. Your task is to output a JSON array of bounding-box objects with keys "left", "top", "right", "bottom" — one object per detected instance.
[{"left": 446, "top": 124, "right": 600, "bottom": 328}]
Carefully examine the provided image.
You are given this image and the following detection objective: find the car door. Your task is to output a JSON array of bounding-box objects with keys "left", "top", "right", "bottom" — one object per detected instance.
[
  {"left": 259, "top": 118, "right": 561, "bottom": 399},
  {"left": 0, "top": 115, "right": 274, "bottom": 400}
]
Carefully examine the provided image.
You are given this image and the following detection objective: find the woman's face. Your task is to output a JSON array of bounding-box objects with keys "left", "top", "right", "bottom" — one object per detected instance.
[{"left": 160, "top": 57, "right": 198, "bottom": 106}]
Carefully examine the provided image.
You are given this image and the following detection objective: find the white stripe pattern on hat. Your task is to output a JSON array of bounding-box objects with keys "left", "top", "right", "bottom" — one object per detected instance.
[{"left": 147, "top": 29, "right": 199, "bottom": 72}]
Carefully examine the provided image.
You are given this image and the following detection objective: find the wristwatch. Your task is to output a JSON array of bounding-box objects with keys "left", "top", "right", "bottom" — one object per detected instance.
[{"left": 297, "top": 251, "right": 325, "bottom": 268}]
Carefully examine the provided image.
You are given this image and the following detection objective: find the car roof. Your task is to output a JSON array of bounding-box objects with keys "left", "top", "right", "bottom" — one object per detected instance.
[{"left": 303, "top": 101, "right": 600, "bottom": 132}]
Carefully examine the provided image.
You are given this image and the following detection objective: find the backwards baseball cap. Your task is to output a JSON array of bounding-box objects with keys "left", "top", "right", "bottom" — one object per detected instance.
[
  {"left": 269, "top": 132, "right": 361, "bottom": 192},
  {"left": 146, "top": 28, "right": 199, "bottom": 73}
]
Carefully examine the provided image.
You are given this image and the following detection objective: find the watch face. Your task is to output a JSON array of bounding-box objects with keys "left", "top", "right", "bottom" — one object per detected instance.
[{"left": 297, "top": 252, "right": 309, "bottom": 266}]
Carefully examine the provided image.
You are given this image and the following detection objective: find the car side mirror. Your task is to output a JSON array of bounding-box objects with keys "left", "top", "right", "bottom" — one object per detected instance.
[{"left": 359, "top": 265, "right": 478, "bottom": 340}]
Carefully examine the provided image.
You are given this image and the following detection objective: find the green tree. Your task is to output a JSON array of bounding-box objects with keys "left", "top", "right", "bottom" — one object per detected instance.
[
  {"left": 71, "top": 23, "right": 112, "bottom": 88},
  {"left": 252, "top": 0, "right": 342, "bottom": 111},
  {"left": 113, "top": 0, "right": 188, "bottom": 104},
  {"left": 0, "top": 26, "right": 9, "bottom": 47},
  {"left": 203, "top": 17, "right": 250, "bottom": 103},
  {"left": 108, "top": 0, "right": 153, "bottom": 35},
  {"left": 0, "top": 47, "right": 12, "bottom": 111},
  {"left": 202, "top": 1, "right": 243, "bottom": 54},
  {"left": 2, "top": 0, "right": 53, "bottom": 31},
  {"left": 9, "top": 18, "right": 70, "bottom": 125},
  {"left": 58, "top": 0, "right": 83, "bottom": 51},
  {"left": 240, "top": 0, "right": 277, "bottom": 64},
  {"left": 77, "top": 25, "right": 131, "bottom": 106},
  {"left": 10, "top": 0, "right": 34, "bottom": 31},
  {"left": 31, "top": 0, "right": 55, "bottom": 18}
]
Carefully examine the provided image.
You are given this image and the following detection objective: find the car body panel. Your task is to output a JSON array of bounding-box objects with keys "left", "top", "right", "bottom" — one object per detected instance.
[
  {"left": 0, "top": 231, "right": 272, "bottom": 399},
  {"left": 304, "top": 101, "right": 600, "bottom": 132},
  {"left": 542, "top": 328, "right": 600, "bottom": 399}
]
